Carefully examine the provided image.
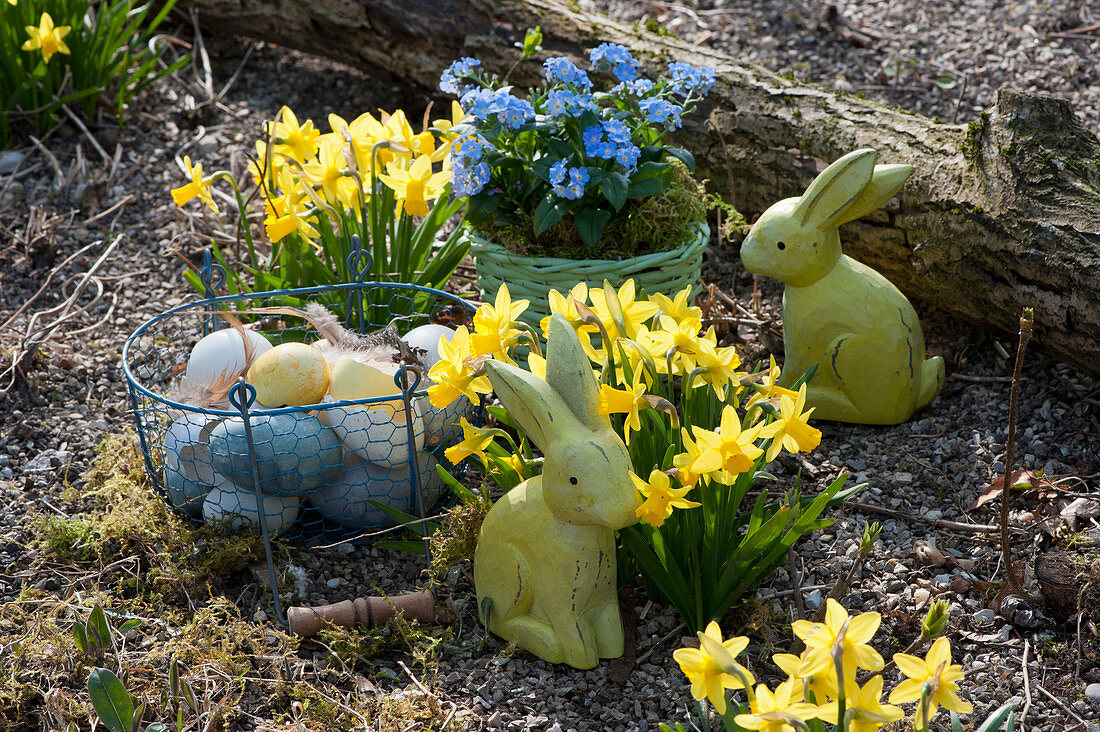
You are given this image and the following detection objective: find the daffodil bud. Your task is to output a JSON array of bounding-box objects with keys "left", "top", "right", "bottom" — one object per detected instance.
[
  {"left": 860, "top": 522, "right": 882, "bottom": 556},
  {"left": 920, "top": 599, "right": 950, "bottom": 640}
]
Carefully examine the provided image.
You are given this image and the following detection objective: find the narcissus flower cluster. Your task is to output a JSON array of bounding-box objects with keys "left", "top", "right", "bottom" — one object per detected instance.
[
  {"left": 171, "top": 103, "right": 465, "bottom": 244},
  {"left": 429, "top": 279, "right": 822, "bottom": 529},
  {"left": 675, "top": 599, "right": 973, "bottom": 732}
]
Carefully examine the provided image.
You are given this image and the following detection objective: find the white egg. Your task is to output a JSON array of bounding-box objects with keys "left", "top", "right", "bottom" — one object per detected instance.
[
  {"left": 185, "top": 328, "right": 273, "bottom": 388},
  {"left": 202, "top": 483, "right": 300, "bottom": 533},
  {"left": 401, "top": 324, "right": 456, "bottom": 371},
  {"left": 415, "top": 394, "right": 471, "bottom": 448},
  {"left": 308, "top": 452, "right": 443, "bottom": 530},
  {"left": 163, "top": 413, "right": 223, "bottom": 485},
  {"left": 318, "top": 395, "right": 426, "bottom": 468}
]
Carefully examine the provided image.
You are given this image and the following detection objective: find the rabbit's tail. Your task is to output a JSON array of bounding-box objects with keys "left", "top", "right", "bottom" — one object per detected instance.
[{"left": 916, "top": 356, "right": 946, "bottom": 410}]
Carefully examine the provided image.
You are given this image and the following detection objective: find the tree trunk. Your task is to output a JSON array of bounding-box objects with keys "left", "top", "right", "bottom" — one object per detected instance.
[{"left": 183, "top": 0, "right": 1100, "bottom": 375}]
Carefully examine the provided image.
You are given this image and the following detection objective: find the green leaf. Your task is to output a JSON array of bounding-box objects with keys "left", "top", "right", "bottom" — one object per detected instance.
[
  {"left": 626, "top": 161, "right": 673, "bottom": 198},
  {"left": 664, "top": 147, "right": 696, "bottom": 172},
  {"left": 533, "top": 194, "right": 570, "bottom": 236},
  {"left": 89, "top": 604, "right": 110, "bottom": 647},
  {"left": 364, "top": 500, "right": 438, "bottom": 538},
  {"left": 574, "top": 207, "right": 612, "bottom": 248},
  {"left": 521, "top": 26, "right": 542, "bottom": 57},
  {"left": 88, "top": 668, "right": 134, "bottom": 732},
  {"left": 602, "top": 172, "right": 628, "bottom": 211},
  {"left": 465, "top": 194, "right": 500, "bottom": 227},
  {"left": 73, "top": 622, "right": 88, "bottom": 654},
  {"left": 437, "top": 464, "right": 479, "bottom": 504},
  {"left": 975, "top": 703, "right": 1017, "bottom": 732}
]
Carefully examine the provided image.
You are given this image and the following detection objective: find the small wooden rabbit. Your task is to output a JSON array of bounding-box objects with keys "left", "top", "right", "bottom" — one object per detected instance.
[
  {"left": 473, "top": 313, "right": 640, "bottom": 669},
  {"left": 740, "top": 148, "right": 944, "bottom": 425}
]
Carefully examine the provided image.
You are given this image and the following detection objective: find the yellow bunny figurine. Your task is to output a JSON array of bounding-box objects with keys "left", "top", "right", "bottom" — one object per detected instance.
[
  {"left": 740, "top": 148, "right": 944, "bottom": 424},
  {"left": 473, "top": 313, "right": 640, "bottom": 669}
]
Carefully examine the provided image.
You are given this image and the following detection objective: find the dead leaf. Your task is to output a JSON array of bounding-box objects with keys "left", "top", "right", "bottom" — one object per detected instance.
[{"left": 970, "top": 469, "right": 1061, "bottom": 510}]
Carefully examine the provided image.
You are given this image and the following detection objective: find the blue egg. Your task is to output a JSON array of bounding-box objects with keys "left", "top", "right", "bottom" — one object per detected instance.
[{"left": 208, "top": 412, "right": 343, "bottom": 495}]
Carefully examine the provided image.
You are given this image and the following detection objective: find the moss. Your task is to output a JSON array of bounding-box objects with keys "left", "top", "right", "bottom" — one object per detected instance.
[
  {"left": 482, "top": 161, "right": 707, "bottom": 260},
  {"left": 426, "top": 495, "right": 490, "bottom": 587},
  {"left": 643, "top": 17, "right": 677, "bottom": 38}
]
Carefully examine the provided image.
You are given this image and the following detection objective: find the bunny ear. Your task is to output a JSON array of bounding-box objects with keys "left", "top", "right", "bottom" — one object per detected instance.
[
  {"left": 483, "top": 359, "right": 580, "bottom": 449},
  {"left": 793, "top": 149, "right": 878, "bottom": 229},
  {"left": 832, "top": 163, "right": 912, "bottom": 226},
  {"left": 543, "top": 313, "right": 606, "bottom": 432}
]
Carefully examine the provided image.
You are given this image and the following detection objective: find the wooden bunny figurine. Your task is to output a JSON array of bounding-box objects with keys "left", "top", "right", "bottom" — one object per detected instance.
[
  {"left": 740, "top": 148, "right": 944, "bottom": 424},
  {"left": 473, "top": 313, "right": 640, "bottom": 669}
]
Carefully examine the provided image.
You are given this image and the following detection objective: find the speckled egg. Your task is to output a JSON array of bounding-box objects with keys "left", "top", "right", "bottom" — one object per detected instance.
[
  {"left": 185, "top": 328, "right": 272, "bottom": 388},
  {"left": 202, "top": 484, "right": 300, "bottom": 533},
  {"left": 247, "top": 342, "right": 330, "bottom": 407},
  {"left": 208, "top": 412, "right": 342, "bottom": 495},
  {"left": 307, "top": 453, "right": 443, "bottom": 530}
]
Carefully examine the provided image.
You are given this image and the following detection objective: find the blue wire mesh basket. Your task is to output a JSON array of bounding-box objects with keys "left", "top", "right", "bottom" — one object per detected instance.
[{"left": 122, "top": 266, "right": 477, "bottom": 546}]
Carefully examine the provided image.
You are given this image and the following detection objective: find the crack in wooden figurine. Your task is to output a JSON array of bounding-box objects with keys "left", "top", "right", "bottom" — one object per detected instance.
[
  {"left": 473, "top": 313, "right": 640, "bottom": 669},
  {"left": 740, "top": 148, "right": 945, "bottom": 425}
]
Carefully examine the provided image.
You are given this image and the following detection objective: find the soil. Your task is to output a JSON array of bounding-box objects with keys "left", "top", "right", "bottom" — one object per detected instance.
[{"left": 1, "top": 2, "right": 1099, "bottom": 731}]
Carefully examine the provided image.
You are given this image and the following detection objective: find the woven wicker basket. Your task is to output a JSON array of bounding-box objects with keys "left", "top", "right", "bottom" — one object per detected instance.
[{"left": 467, "top": 222, "right": 709, "bottom": 326}]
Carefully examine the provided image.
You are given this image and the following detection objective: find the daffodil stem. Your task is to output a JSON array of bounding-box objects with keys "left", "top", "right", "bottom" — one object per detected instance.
[
  {"left": 1000, "top": 307, "right": 1033, "bottom": 600},
  {"left": 212, "top": 171, "right": 256, "bottom": 266}
]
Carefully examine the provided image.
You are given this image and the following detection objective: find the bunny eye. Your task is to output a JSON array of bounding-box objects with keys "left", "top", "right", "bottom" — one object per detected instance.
[
  {"left": 776, "top": 241, "right": 787, "bottom": 250},
  {"left": 569, "top": 476, "right": 578, "bottom": 485}
]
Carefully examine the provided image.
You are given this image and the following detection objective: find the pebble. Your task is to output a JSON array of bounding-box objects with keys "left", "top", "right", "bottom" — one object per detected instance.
[
  {"left": 805, "top": 589, "right": 823, "bottom": 609},
  {"left": 1085, "top": 683, "right": 1100, "bottom": 705},
  {"left": 974, "top": 609, "right": 996, "bottom": 625}
]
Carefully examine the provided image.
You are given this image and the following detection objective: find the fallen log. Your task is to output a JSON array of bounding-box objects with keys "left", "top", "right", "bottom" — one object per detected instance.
[{"left": 181, "top": 0, "right": 1100, "bottom": 375}]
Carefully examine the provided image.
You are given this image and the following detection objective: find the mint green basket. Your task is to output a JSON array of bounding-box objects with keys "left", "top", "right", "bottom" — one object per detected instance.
[{"left": 467, "top": 222, "right": 709, "bottom": 327}]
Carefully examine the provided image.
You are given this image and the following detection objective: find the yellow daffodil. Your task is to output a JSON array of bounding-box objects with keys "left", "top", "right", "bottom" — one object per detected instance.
[
  {"left": 597, "top": 372, "right": 648, "bottom": 444},
  {"left": 689, "top": 405, "right": 764, "bottom": 484},
  {"left": 328, "top": 111, "right": 388, "bottom": 175},
  {"left": 673, "top": 428, "right": 705, "bottom": 488},
  {"left": 773, "top": 652, "right": 837, "bottom": 704},
  {"left": 170, "top": 156, "right": 219, "bottom": 214},
  {"left": 263, "top": 188, "right": 319, "bottom": 243},
  {"left": 378, "top": 154, "right": 449, "bottom": 217},
  {"left": 673, "top": 621, "right": 755, "bottom": 715},
  {"left": 526, "top": 353, "right": 547, "bottom": 379},
  {"left": 648, "top": 319, "right": 708, "bottom": 375},
  {"left": 302, "top": 135, "right": 359, "bottom": 209},
  {"left": 759, "top": 384, "right": 822, "bottom": 461},
  {"left": 432, "top": 100, "right": 468, "bottom": 137},
  {"left": 443, "top": 418, "right": 495, "bottom": 465},
  {"left": 889, "top": 637, "right": 972, "bottom": 728},
  {"left": 427, "top": 326, "right": 492, "bottom": 408},
  {"left": 22, "top": 13, "right": 71, "bottom": 63},
  {"left": 272, "top": 107, "right": 320, "bottom": 163},
  {"left": 493, "top": 452, "right": 527, "bottom": 480},
  {"left": 792, "top": 598, "right": 884, "bottom": 683},
  {"left": 651, "top": 287, "right": 703, "bottom": 332},
  {"left": 693, "top": 343, "right": 743, "bottom": 400},
  {"left": 471, "top": 285, "right": 529, "bottom": 364},
  {"left": 735, "top": 678, "right": 820, "bottom": 732},
  {"left": 630, "top": 469, "right": 699, "bottom": 527},
  {"left": 818, "top": 675, "right": 903, "bottom": 732},
  {"left": 589, "top": 279, "right": 660, "bottom": 343},
  {"left": 541, "top": 283, "right": 593, "bottom": 340},
  {"left": 746, "top": 355, "right": 800, "bottom": 417}
]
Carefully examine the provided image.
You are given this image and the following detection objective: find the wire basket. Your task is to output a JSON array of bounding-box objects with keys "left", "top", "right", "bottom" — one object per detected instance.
[{"left": 122, "top": 267, "right": 477, "bottom": 549}]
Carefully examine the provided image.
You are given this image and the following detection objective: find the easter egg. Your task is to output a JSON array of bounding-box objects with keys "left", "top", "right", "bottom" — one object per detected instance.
[
  {"left": 208, "top": 412, "right": 343, "bottom": 495},
  {"left": 163, "top": 413, "right": 222, "bottom": 485},
  {"left": 202, "top": 484, "right": 300, "bottom": 533},
  {"left": 165, "top": 466, "right": 231, "bottom": 520},
  {"left": 415, "top": 393, "right": 470, "bottom": 448},
  {"left": 402, "top": 324, "right": 456, "bottom": 370},
  {"left": 307, "top": 453, "right": 443, "bottom": 530},
  {"left": 318, "top": 395, "right": 426, "bottom": 468},
  {"left": 328, "top": 357, "right": 407, "bottom": 421},
  {"left": 247, "top": 342, "right": 330, "bottom": 407},
  {"left": 185, "top": 328, "right": 272, "bottom": 388}
]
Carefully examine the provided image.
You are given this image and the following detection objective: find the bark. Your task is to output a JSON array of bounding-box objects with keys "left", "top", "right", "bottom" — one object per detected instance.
[{"left": 183, "top": 0, "right": 1100, "bottom": 375}]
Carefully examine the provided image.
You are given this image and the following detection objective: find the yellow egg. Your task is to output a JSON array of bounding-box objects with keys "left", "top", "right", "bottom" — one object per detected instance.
[
  {"left": 247, "top": 342, "right": 330, "bottom": 407},
  {"left": 328, "top": 356, "right": 408, "bottom": 424}
]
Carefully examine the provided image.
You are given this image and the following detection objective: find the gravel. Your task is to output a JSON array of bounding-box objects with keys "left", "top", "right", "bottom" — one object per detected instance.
[{"left": 2, "top": 4, "right": 1099, "bottom": 729}]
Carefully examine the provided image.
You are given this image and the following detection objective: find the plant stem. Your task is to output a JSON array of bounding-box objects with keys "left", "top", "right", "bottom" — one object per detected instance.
[{"left": 1000, "top": 307, "right": 1033, "bottom": 599}]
